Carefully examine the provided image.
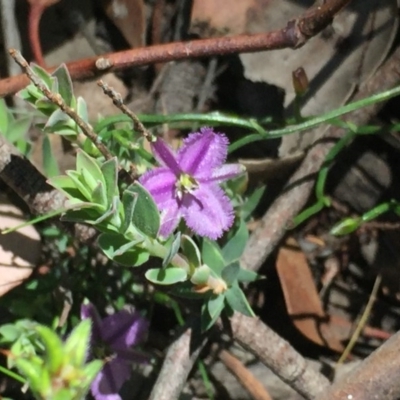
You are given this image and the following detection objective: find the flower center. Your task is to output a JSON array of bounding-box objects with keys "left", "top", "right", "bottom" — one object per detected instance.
[
  {"left": 175, "top": 173, "right": 198, "bottom": 200},
  {"left": 93, "top": 342, "right": 114, "bottom": 360}
]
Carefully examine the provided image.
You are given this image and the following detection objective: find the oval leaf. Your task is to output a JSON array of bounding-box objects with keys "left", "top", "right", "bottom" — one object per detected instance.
[
  {"left": 222, "top": 218, "right": 249, "bottom": 264},
  {"left": 225, "top": 282, "right": 255, "bottom": 317},
  {"left": 128, "top": 182, "right": 160, "bottom": 238},
  {"left": 201, "top": 239, "right": 225, "bottom": 276},
  {"left": 145, "top": 267, "right": 187, "bottom": 285}
]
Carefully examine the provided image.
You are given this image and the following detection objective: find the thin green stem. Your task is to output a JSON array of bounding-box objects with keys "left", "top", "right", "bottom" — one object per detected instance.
[{"left": 229, "top": 84, "right": 400, "bottom": 152}]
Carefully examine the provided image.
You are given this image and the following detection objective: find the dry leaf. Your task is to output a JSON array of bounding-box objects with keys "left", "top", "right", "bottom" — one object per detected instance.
[
  {"left": 190, "top": 0, "right": 256, "bottom": 37},
  {"left": 0, "top": 196, "right": 41, "bottom": 296},
  {"left": 276, "top": 238, "right": 344, "bottom": 351},
  {"left": 102, "top": 0, "right": 146, "bottom": 48}
]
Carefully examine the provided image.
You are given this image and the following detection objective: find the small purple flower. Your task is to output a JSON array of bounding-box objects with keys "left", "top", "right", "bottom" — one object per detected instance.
[
  {"left": 81, "top": 302, "right": 149, "bottom": 400},
  {"left": 140, "top": 127, "right": 244, "bottom": 239}
]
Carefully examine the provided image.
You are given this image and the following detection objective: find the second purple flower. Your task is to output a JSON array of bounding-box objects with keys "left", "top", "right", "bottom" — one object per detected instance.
[{"left": 140, "top": 127, "right": 244, "bottom": 239}]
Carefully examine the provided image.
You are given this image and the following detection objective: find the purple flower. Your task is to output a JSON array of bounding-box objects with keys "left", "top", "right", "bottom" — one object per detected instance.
[
  {"left": 140, "top": 127, "right": 244, "bottom": 239},
  {"left": 81, "top": 302, "right": 149, "bottom": 400}
]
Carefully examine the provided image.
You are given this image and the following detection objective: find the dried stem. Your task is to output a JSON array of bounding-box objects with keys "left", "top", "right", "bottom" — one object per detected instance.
[
  {"left": 335, "top": 274, "right": 381, "bottom": 366},
  {"left": 8, "top": 49, "right": 114, "bottom": 161},
  {"left": 240, "top": 40, "right": 400, "bottom": 272},
  {"left": 0, "top": 0, "right": 353, "bottom": 97},
  {"left": 97, "top": 80, "right": 154, "bottom": 142}
]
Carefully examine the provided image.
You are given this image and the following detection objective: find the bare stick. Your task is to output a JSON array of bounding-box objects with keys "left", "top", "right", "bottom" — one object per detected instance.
[
  {"left": 9, "top": 49, "right": 114, "bottom": 161},
  {"left": 0, "top": 0, "right": 353, "bottom": 97},
  {"left": 230, "top": 313, "right": 330, "bottom": 399},
  {"left": 97, "top": 80, "right": 154, "bottom": 142},
  {"left": 148, "top": 322, "right": 208, "bottom": 400}
]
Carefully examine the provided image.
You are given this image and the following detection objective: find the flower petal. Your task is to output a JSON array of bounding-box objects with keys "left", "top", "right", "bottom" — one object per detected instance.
[
  {"left": 139, "top": 167, "right": 176, "bottom": 205},
  {"left": 177, "top": 127, "right": 229, "bottom": 176},
  {"left": 81, "top": 301, "right": 103, "bottom": 343},
  {"left": 182, "top": 184, "right": 234, "bottom": 239},
  {"left": 199, "top": 163, "right": 245, "bottom": 184},
  {"left": 90, "top": 358, "right": 129, "bottom": 400},
  {"left": 101, "top": 310, "right": 149, "bottom": 349},
  {"left": 151, "top": 138, "right": 181, "bottom": 175},
  {"left": 158, "top": 197, "right": 181, "bottom": 238}
]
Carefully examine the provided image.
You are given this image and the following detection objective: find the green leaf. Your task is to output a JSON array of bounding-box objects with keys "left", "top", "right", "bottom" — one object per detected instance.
[
  {"left": 61, "top": 204, "right": 109, "bottom": 225},
  {"left": 32, "top": 63, "right": 53, "bottom": 88},
  {"left": 7, "top": 117, "right": 32, "bottom": 143},
  {"left": 82, "top": 360, "right": 103, "bottom": 387},
  {"left": 241, "top": 185, "right": 266, "bottom": 220},
  {"left": 162, "top": 232, "right": 181, "bottom": 268},
  {"left": 128, "top": 182, "right": 160, "bottom": 238},
  {"left": 14, "top": 358, "right": 43, "bottom": 393},
  {"left": 330, "top": 217, "right": 361, "bottom": 236},
  {"left": 45, "top": 108, "right": 70, "bottom": 130},
  {"left": 52, "top": 64, "right": 73, "bottom": 106},
  {"left": 221, "top": 262, "right": 240, "bottom": 286},
  {"left": 76, "top": 97, "right": 89, "bottom": 123},
  {"left": 225, "top": 283, "right": 255, "bottom": 317},
  {"left": 0, "top": 99, "right": 9, "bottom": 134},
  {"left": 201, "top": 297, "right": 223, "bottom": 332},
  {"left": 35, "top": 97, "right": 56, "bottom": 116},
  {"left": 222, "top": 218, "right": 249, "bottom": 264},
  {"left": 207, "top": 294, "right": 225, "bottom": 321},
  {"left": 42, "top": 135, "right": 60, "bottom": 177},
  {"left": 35, "top": 325, "right": 63, "bottom": 374},
  {"left": 47, "top": 175, "right": 86, "bottom": 204},
  {"left": 91, "top": 181, "right": 107, "bottom": 207},
  {"left": 237, "top": 267, "right": 260, "bottom": 283},
  {"left": 0, "top": 324, "right": 21, "bottom": 343},
  {"left": 64, "top": 320, "right": 91, "bottom": 367},
  {"left": 101, "top": 157, "right": 119, "bottom": 205},
  {"left": 145, "top": 267, "right": 187, "bottom": 285},
  {"left": 98, "top": 233, "right": 148, "bottom": 266},
  {"left": 181, "top": 235, "right": 201, "bottom": 271},
  {"left": 201, "top": 239, "right": 225, "bottom": 276},
  {"left": 66, "top": 170, "right": 92, "bottom": 201},
  {"left": 191, "top": 264, "right": 211, "bottom": 286},
  {"left": 76, "top": 150, "right": 105, "bottom": 190},
  {"left": 120, "top": 189, "right": 138, "bottom": 234}
]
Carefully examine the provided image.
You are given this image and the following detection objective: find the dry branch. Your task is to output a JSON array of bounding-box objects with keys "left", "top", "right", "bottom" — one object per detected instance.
[
  {"left": 230, "top": 313, "right": 330, "bottom": 399},
  {"left": 0, "top": 0, "right": 352, "bottom": 97}
]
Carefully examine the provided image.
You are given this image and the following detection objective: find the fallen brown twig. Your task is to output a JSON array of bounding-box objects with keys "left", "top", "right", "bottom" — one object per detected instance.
[
  {"left": 218, "top": 348, "right": 273, "bottom": 400},
  {"left": 0, "top": 0, "right": 352, "bottom": 97}
]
